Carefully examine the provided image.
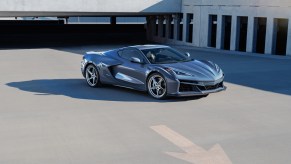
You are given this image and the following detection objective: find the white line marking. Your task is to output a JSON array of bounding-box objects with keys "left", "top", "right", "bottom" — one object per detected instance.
[{"left": 151, "top": 125, "right": 232, "bottom": 164}]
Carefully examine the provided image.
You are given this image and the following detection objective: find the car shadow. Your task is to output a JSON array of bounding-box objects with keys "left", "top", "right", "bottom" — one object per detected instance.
[{"left": 6, "top": 79, "right": 203, "bottom": 102}]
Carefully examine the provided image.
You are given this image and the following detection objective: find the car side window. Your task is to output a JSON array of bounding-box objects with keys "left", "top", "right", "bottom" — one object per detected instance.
[{"left": 119, "top": 49, "right": 144, "bottom": 62}]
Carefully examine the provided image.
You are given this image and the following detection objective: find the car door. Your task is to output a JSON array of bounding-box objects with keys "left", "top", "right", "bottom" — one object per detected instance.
[{"left": 113, "top": 48, "right": 148, "bottom": 90}]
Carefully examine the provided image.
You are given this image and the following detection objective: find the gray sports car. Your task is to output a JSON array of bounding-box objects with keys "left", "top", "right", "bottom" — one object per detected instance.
[{"left": 81, "top": 45, "right": 226, "bottom": 99}]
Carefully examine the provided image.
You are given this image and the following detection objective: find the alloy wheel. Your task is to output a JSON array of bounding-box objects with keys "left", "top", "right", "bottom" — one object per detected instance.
[
  {"left": 148, "top": 74, "right": 167, "bottom": 99},
  {"left": 85, "top": 65, "right": 99, "bottom": 87}
]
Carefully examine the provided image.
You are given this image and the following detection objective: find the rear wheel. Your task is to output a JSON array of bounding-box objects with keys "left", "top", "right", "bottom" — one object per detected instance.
[
  {"left": 85, "top": 64, "right": 100, "bottom": 87},
  {"left": 147, "top": 73, "right": 167, "bottom": 99}
]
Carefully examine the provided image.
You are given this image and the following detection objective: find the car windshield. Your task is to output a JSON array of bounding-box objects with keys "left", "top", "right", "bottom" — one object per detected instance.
[{"left": 141, "top": 47, "right": 191, "bottom": 64}]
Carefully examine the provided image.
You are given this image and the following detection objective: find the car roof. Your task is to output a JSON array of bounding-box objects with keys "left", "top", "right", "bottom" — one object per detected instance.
[{"left": 127, "top": 45, "right": 170, "bottom": 50}]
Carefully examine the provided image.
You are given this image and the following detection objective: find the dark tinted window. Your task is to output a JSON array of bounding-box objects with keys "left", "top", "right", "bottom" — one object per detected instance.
[
  {"left": 141, "top": 47, "right": 191, "bottom": 64},
  {"left": 119, "top": 49, "right": 144, "bottom": 61}
]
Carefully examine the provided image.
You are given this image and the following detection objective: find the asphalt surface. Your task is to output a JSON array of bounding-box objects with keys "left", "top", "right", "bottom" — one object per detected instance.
[{"left": 1, "top": 44, "right": 291, "bottom": 164}]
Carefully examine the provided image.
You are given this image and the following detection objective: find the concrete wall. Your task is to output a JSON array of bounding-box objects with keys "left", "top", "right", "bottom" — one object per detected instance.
[
  {"left": 151, "top": 0, "right": 291, "bottom": 56},
  {"left": 0, "top": 0, "right": 181, "bottom": 17},
  {"left": 182, "top": 1, "right": 291, "bottom": 48}
]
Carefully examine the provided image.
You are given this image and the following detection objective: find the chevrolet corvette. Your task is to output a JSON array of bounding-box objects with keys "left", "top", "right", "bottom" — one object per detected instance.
[{"left": 81, "top": 45, "right": 226, "bottom": 99}]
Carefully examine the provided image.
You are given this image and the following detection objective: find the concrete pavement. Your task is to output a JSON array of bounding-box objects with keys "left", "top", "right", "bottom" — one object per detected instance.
[{"left": 0, "top": 45, "right": 291, "bottom": 164}]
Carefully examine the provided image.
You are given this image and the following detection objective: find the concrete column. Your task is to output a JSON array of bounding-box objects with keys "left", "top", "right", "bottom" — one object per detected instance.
[
  {"left": 193, "top": 7, "right": 201, "bottom": 47},
  {"left": 246, "top": 16, "right": 255, "bottom": 53},
  {"left": 165, "top": 15, "right": 172, "bottom": 39},
  {"left": 183, "top": 13, "right": 188, "bottom": 42},
  {"left": 65, "top": 17, "right": 68, "bottom": 24},
  {"left": 199, "top": 9, "right": 209, "bottom": 47},
  {"left": 286, "top": 18, "right": 291, "bottom": 56},
  {"left": 230, "top": 16, "right": 238, "bottom": 51},
  {"left": 173, "top": 14, "right": 181, "bottom": 40},
  {"left": 265, "top": 18, "right": 275, "bottom": 54},
  {"left": 158, "top": 16, "right": 164, "bottom": 38},
  {"left": 216, "top": 14, "right": 223, "bottom": 49},
  {"left": 110, "top": 16, "right": 116, "bottom": 25}
]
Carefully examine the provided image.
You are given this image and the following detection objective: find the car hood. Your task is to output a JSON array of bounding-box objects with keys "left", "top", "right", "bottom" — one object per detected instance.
[{"left": 162, "top": 60, "right": 223, "bottom": 81}]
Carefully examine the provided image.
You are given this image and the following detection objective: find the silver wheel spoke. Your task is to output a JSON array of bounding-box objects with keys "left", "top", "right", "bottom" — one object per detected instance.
[
  {"left": 157, "top": 78, "right": 163, "bottom": 84},
  {"left": 92, "top": 69, "right": 96, "bottom": 76},
  {"left": 87, "top": 70, "right": 93, "bottom": 75},
  {"left": 92, "top": 77, "right": 95, "bottom": 84},
  {"left": 156, "top": 88, "right": 161, "bottom": 96}
]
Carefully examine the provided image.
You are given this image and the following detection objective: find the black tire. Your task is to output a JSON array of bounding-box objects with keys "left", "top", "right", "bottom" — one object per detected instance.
[
  {"left": 147, "top": 73, "right": 168, "bottom": 99},
  {"left": 85, "top": 64, "right": 101, "bottom": 87}
]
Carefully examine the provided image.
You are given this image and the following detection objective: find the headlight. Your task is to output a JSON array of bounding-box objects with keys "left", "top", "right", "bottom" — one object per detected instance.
[
  {"left": 165, "top": 68, "right": 193, "bottom": 76},
  {"left": 173, "top": 70, "right": 192, "bottom": 76},
  {"left": 214, "top": 64, "right": 221, "bottom": 72}
]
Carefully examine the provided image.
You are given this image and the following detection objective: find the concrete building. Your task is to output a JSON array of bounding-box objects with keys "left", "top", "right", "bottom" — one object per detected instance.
[
  {"left": 150, "top": 0, "right": 291, "bottom": 56},
  {"left": 0, "top": 0, "right": 290, "bottom": 55}
]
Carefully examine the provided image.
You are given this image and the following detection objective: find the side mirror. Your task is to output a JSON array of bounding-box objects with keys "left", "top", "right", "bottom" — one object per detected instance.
[
  {"left": 184, "top": 52, "right": 191, "bottom": 58},
  {"left": 131, "top": 57, "right": 143, "bottom": 64}
]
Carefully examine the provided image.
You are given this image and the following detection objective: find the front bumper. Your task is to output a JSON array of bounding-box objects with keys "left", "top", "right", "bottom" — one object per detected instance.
[
  {"left": 168, "top": 77, "right": 226, "bottom": 97},
  {"left": 170, "top": 85, "right": 226, "bottom": 97}
]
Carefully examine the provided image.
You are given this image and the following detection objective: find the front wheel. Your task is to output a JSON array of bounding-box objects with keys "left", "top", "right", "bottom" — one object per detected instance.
[
  {"left": 85, "top": 64, "right": 101, "bottom": 87},
  {"left": 147, "top": 73, "right": 167, "bottom": 99}
]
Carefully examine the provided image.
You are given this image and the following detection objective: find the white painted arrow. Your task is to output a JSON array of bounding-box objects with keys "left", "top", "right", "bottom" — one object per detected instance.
[{"left": 151, "top": 125, "right": 232, "bottom": 164}]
